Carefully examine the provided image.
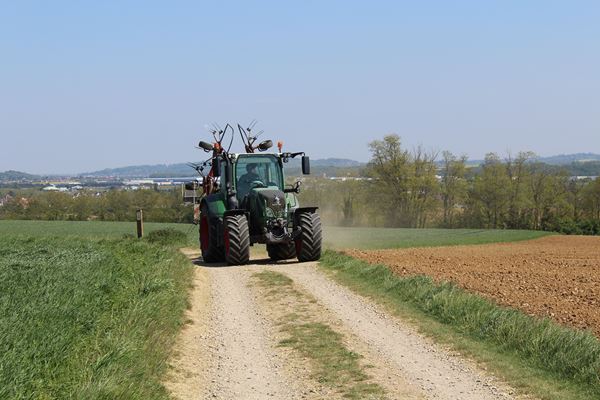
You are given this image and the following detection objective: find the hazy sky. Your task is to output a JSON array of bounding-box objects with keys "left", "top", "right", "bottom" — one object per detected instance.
[{"left": 1, "top": 1, "right": 599, "bottom": 174}]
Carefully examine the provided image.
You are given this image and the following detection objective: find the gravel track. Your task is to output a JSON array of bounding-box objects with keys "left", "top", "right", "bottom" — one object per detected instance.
[
  {"left": 168, "top": 250, "right": 526, "bottom": 399},
  {"left": 281, "top": 263, "right": 519, "bottom": 400},
  {"left": 197, "top": 265, "right": 308, "bottom": 399}
]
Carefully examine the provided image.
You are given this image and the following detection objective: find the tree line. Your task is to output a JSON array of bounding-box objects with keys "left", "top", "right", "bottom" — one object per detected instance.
[
  {"left": 0, "top": 189, "right": 193, "bottom": 223},
  {"left": 2, "top": 134, "right": 600, "bottom": 235},
  {"left": 299, "top": 135, "right": 600, "bottom": 234}
]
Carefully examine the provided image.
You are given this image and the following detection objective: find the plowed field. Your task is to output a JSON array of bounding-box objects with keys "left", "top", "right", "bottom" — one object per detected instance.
[{"left": 346, "top": 235, "right": 600, "bottom": 336}]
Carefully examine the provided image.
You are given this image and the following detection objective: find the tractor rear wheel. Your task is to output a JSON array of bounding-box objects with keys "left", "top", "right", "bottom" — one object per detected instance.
[
  {"left": 224, "top": 214, "right": 250, "bottom": 265},
  {"left": 199, "top": 204, "right": 224, "bottom": 263},
  {"left": 267, "top": 242, "right": 296, "bottom": 261},
  {"left": 295, "top": 212, "right": 322, "bottom": 262}
]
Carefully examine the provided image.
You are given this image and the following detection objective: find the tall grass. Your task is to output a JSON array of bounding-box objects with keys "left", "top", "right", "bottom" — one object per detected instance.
[
  {"left": 320, "top": 251, "right": 600, "bottom": 398},
  {"left": 0, "top": 235, "right": 193, "bottom": 399}
]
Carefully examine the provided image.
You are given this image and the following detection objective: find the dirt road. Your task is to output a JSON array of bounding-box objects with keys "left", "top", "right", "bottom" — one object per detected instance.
[{"left": 167, "top": 250, "right": 523, "bottom": 400}]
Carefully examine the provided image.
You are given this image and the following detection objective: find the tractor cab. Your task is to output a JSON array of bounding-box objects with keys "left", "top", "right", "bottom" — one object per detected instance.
[{"left": 234, "top": 154, "right": 284, "bottom": 201}]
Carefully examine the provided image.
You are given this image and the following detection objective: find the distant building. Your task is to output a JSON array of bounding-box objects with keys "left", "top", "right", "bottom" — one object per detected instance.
[
  {"left": 0, "top": 194, "right": 13, "bottom": 207},
  {"left": 42, "top": 185, "right": 68, "bottom": 192}
]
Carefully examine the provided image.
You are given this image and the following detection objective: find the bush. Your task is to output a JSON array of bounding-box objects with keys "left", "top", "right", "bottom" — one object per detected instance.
[
  {"left": 578, "top": 219, "right": 600, "bottom": 235},
  {"left": 547, "top": 218, "right": 600, "bottom": 236},
  {"left": 145, "top": 228, "right": 188, "bottom": 246}
]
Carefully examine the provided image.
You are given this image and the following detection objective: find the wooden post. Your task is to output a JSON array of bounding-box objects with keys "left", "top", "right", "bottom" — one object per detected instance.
[{"left": 136, "top": 209, "right": 144, "bottom": 238}]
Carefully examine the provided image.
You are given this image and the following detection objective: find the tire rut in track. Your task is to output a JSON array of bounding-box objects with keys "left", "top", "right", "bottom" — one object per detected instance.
[
  {"left": 252, "top": 265, "right": 423, "bottom": 400},
  {"left": 200, "top": 266, "right": 308, "bottom": 399},
  {"left": 164, "top": 252, "right": 211, "bottom": 399},
  {"left": 168, "top": 249, "right": 312, "bottom": 399},
  {"left": 278, "top": 262, "right": 524, "bottom": 400}
]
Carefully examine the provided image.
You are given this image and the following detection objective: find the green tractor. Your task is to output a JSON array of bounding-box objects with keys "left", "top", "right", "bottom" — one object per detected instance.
[{"left": 190, "top": 123, "right": 322, "bottom": 265}]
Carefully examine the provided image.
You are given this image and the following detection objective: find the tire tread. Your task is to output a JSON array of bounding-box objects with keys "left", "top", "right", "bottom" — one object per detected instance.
[
  {"left": 296, "top": 212, "right": 322, "bottom": 262},
  {"left": 224, "top": 214, "right": 250, "bottom": 265}
]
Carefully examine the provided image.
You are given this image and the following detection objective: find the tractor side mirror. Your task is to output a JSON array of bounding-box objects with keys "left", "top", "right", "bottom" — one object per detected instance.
[
  {"left": 212, "top": 157, "right": 221, "bottom": 177},
  {"left": 258, "top": 140, "right": 273, "bottom": 152},
  {"left": 199, "top": 141, "right": 214, "bottom": 152},
  {"left": 302, "top": 155, "right": 310, "bottom": 175}
]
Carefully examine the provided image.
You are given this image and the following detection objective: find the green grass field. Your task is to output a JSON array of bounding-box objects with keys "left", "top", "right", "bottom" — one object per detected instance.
[
  {"left": 0, "top": 233, "right": 192, "bottom": 399},
  {"left": 0, "top": 220, "right": 199, "bottom": 244},
  {"left": 0, "top": 220, "right": 551, "bottom": 250},
  {"left": 323, "top": 226, "right": 552, "bottom": 249}
]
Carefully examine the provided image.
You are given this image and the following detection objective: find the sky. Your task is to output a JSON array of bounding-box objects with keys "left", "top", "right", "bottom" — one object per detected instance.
[{"left": 1, "top": 1, "right": 599, "bottom": 174}]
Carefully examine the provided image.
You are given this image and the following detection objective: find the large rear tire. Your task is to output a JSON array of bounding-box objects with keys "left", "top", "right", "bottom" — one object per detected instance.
[
  {"left": 295, "top": 212, "right": 322, "bottom": 262},
  {"left": 199, "top": 204, "right": 224, "bottom": 263},
  {"left": 224, "top": 214, "right": 250, "bottom": 265},
  {"left": 267, "top": 242, "right": 296, "bottom": 261}
]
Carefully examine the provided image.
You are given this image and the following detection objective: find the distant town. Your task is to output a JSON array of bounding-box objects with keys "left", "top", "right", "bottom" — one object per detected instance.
[{"left": 1, "top": 153, "right": 599, "bottom": 193}]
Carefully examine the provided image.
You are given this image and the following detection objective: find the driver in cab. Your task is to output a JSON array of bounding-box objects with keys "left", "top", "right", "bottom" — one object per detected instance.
[{"left": 237, "top": 163, "right": 263, "bottom": 199}]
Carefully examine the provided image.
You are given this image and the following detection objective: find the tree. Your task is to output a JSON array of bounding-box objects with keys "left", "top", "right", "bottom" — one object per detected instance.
[
  {"left": 440, "top": 151, "right": 467, "bottom": 227},
  {"left": 505, "top": 151, "right": 535, "bottom": 228},
  {"left": 366, "top": 135, "right": 411, "bottom": 227},
  {"left": 567, "top": 178, "right": 587, "bottom": 222},
  {"left": 471, "top": 153, "right": 510, "bottom": 228},
  {"left": 583, "top": 178, "right": 600, "bottom": 221},
  {"left": 408, "top": 146, "right": 439, "bottom": 228}
]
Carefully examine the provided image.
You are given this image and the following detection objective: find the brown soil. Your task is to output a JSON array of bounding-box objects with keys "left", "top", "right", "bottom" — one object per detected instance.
[{"left": 346, "top": 235, "right": 600, "bottom": 336}]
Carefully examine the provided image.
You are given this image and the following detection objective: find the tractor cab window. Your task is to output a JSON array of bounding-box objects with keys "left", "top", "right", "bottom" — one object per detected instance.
[{"left": 235, "top": 155, "right": 282, "bottom": 200}]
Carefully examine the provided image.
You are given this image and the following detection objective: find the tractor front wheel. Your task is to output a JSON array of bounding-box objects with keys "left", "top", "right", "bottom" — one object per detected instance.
[
  {"left": 224, "top": 214, "right": 250, "bottom": 265},
  {"left": 295, "top": 212, "right": 322, "bottom": 262}
]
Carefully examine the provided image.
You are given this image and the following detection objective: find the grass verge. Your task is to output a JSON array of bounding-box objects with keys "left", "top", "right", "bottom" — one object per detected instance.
[
  {"left": 0, "top": 234, "right": 193, "bottom": 399},
  {"left": 323, "top": 226, "right": 552, "bottom": 249},
  {"left": 253, "top": 270, "right": 385, "bottom": 399},
  {"left": 319, "top": 250, "right": 600, "bottom": 400}
]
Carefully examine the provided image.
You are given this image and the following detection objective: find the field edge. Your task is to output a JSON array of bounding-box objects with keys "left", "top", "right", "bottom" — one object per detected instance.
[{"left": 318, "top": 250, "right": 600, "bottom": 400}]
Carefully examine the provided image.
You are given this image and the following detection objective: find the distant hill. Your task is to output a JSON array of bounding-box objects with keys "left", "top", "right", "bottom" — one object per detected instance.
[
  {"left": 8, "top": 153, "right": 599, "bottom": 180},
  {"left": 537, "top": 153, "right": 600, "bottom": 165},
  {"left": 81, "top": 163, "right": 197, "bottom": 178},
  {"left": 464, "top": 153, "right": 600, "bottom": 167},
  {"left": 0, "top": 170, "right": 40, "bottom": 181},
  {"left": 81, "top": 158, "right": 365, "bottom": 178},
  {"left": 568, "top": 161, "right": 600, "bottom": 176},
  {"left": 302, "top": 158, "right": 363, "bottom": 168}
]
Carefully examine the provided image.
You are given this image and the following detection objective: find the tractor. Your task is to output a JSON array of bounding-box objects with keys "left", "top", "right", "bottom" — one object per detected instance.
[{"left": 189, "top": 123, "right": 322, "bottom": 265}]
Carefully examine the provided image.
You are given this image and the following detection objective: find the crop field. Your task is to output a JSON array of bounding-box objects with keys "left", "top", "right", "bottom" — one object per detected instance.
[
  {"left": 322, "top": 226, "right": 551, "bottom": 249},
  {"left": 347, "top": 235, "right": 600, "bottom": 337},
  {"left": 0, "top": 231, "right": 192, "bottom": 399},
  {"left": 0, "top": 219, "right": 199, "bottom": 243}
]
